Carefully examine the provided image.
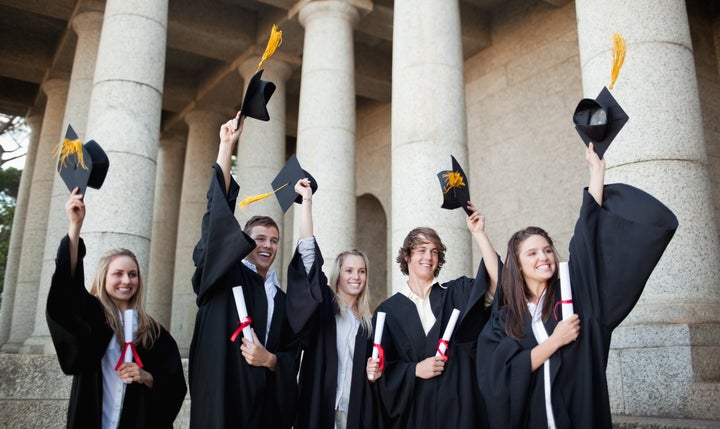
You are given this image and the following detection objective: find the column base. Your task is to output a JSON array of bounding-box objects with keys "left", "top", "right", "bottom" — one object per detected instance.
[{"left": 19, "top": 335, "right": 55, "bottom": 355}]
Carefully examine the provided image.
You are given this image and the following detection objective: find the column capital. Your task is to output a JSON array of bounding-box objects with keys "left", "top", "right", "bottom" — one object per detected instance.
[
  {"left": 71, "top": 10, "right": 104, "bottom": 36},
  {"left": 294, "top": 0, "right": 372, "bottom": 28},
  {"left": 239, "top": 57, "right": 294, "bottom": 83}
]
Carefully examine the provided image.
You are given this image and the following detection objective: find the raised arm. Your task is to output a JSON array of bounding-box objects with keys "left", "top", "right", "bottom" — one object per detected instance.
[
  {"left": 216, "top": 113, "right": 244, "bottom": 193},
  {"left": 65, "top": 188, "right": 85, "bottom": 278},
  {"left": 586, "top": 142, "right": 606, "bottom": 205},
  {"left": 466, "top": 201, "right": 498, "bottom": 298},
  {"left": 295, "top": 178, "right": 313, "bottom": 239}
]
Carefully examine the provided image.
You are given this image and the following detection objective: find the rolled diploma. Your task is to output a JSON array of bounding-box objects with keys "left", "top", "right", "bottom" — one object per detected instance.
[
  {"left": 368, "top": 312, "right": 386, "bottom": 380},
  {"left": 232, "top": 285, "right": 254, "bottom": 343},
  {"left": 559, "top": 262, "right": 574, "bottom": 320},
  {"left": 435, "top": 308, "right": 461, "bottom": 357},
  {"left": 123, "top": 309, "right": 135, "bottom": 363}
]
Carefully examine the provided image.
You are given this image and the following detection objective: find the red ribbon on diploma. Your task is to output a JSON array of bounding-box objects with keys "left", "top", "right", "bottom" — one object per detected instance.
[
  {"left": 553, "top": 299, "right": 573, "bottom": 321},
  {"left": 437, "top": 339, "right": 449, "bottom": 361},
  {"left": 373, "top": 343, "right": 385, "bottom": 372},
  {"left": 230, "top": 316, "right": 253, "bottom": 342},
  {"left": 114, "top": 342, "right": 144, "bottom": 371}
]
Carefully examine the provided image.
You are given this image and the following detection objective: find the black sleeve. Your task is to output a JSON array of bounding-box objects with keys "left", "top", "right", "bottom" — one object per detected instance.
[
  {"left": 46, "top": 235, "right": 110, "bottom": 375},
  {"left": 192, "top": 163, "right": 257, "bottom": 304},
  {"left": 144, "top": 327, "right": 188, "bottom": 427},
  {"left": 285, "top": 239, "right": 330, "bottom": 340}
]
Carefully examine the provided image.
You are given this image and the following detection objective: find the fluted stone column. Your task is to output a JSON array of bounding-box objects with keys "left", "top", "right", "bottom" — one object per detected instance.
[
  {"left": 146, "top": 134, "right": 186, "bottom": 328},
  {"left": 576, "top": 0, "right": 720, "bottom": 420},
  {"left": 21, "top": 10, "right": 104, "bottom": 354},
  {"left": 1, "top": 79, "right": 68, "bottom": 353},
  {"left": 391, "top": 0, "right": 471, "bottom": 291},
  {"left": 170, "top": 110, "right": 226, "bottom": 356},
  {"left": 0, "top": 114, "right": 42, "bottom": 347},
  {"left": 80, "top": 0, "right": 168, "bottom": 290},
  {"left": 236, "top": 58, "right": 292, "bottom": 279},
  {"left": 296, "top": 0, "right": 370, "bottom": 264}
]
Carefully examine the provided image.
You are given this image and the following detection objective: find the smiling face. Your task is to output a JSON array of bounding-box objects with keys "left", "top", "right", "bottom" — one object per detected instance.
[
  {"left": 517, "top": 234, "right": 556, "bottom": 287},
  {"left": 104, "top": 255, "right": 139, "bottom": 310},
  {"left": 245, "top": 224, "right": 279, "bottom": 279},
  {"left": 406, "top": 236, "right": 440, "bottom": 283},
  {"left": 335, "top": 254, "right": 367, "bottom": 306}
]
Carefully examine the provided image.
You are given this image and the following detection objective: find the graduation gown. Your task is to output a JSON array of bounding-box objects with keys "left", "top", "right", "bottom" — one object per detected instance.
[
  {"left": 188, "top": 163, "right": 299, "bottom": 429},
  {"left": 46, "top": 236, "right": 187, "bottom": 429},
  {"left": 477, "top": 184, "right": 678, "bottom": 429},
  {"left": 286, "top": 240, "right": 377, "bottom": 429},
  {"left": 374, "top": 258, "right": 496, "bottom": 429}
]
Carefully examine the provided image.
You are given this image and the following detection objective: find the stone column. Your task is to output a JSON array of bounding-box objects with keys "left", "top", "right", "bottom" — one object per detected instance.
[
  {"left": 576, "top": 0, "right": 720, "bottom": 420},
  {"left": 145, "top": 133, "right": 186, "bottom": 328},
  {"left": 1, "top": 79, "right": 68, "bottom": 353},
  {"left": 296, "top": 0, "right": 370, "bottom": 264},
  {"left": 170, "top": 109, "right": 226, "bottom": 356},
  {"left": 21, "top": 10, "right": 104, "bottom": 354},
  {"left": 391, "top": 0, "right": 471, "bottom": 291},
  {"left": 80, "top": 0, "right": 168, "bottom": 289},
  {"left": 0, "top": 113, "right": 42, "bottom": 347},
  {"left": 236, "top": 58, "right": 292, "bottom": 280}
]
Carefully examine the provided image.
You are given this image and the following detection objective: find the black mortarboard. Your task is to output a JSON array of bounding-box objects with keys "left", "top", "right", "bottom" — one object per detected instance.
[
  {"left": 437, "top": 155, "right": 472, "bottom": 216},
  {"left": 573, "top": 86, "right": 629, "bottom": 159},
  {"left": 271, "top": 154, "right": 317, "bottom": 213},
  {"left": 55, "top": 124, "right": 109, "bottom": 194},
  {"left": 239, "top": 69, "right": 276, "bottom": 122}
]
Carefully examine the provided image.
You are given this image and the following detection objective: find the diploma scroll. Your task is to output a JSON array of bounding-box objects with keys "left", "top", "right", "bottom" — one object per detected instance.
[
  {"left": 231, "top": 286, "right": 254, "bottom": 343},
  {"left": 368, "top": 312, "right": 386, "bottom": 380},
  {"left": 435, "top": 308, "right": 461, "bottom": 360},
  {"left": 559, "top": 262, "right": 574, "bottom": 320},
  {"left": 114, "top": 309, "right": 143, "bottom": 371}
]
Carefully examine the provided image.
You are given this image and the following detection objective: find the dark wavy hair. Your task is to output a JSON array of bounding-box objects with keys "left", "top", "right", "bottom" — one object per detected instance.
[
  {"left": 501, "top": 226, "right": 559, "bottom": 339},
  {"left": 396, "top": 227, "right": 446, "bottom": 278}
]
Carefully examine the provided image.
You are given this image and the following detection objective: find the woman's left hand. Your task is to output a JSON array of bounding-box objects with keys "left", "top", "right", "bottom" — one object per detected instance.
[{"left": 118, "top": 362, "right": 154, "bottom": 388}]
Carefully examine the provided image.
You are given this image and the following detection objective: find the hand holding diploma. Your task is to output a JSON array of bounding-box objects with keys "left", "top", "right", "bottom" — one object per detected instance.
[
  {"left": 115, "top": 309, "right": 152, "bottom": 387},
  {"left": 367, "top": 312, "right": 386, "bottom": 381},
  {"left": 231, "top": 286, "right": 254, "bottom": 343},
  {"left": 435, "top": 308, "right": 461, "bottom": 360},
  {"left": 555, "top": 262, "right": 574, "bottom": 320}
]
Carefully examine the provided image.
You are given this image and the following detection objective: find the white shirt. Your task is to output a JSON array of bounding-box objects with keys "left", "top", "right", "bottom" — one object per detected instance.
[
  {"left": 527, "top": 294, "right": 557, "bottom": 429},
  {"left": 399, "top": 282, "right": 436, "bottom": 335},
  {"left": 335, "top": 306, "right": 359, "bottom": 412},
  {"left": 101, "top": 311, "right": 137, "bottom": 429},
  {"left": 242, "top": 259, "right": 279, "bottom": 344}
]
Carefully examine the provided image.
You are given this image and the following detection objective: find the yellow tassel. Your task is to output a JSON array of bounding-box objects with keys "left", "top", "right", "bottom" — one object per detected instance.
[
  {"left": 238, "top": 182, "right": 289, "bottom": 208},
  {"left": 53, "top": 138, "right": 87, "bottom": 170},
  {"left": 257, "top": 25, "right": 283, "bottom": 71},
  {"left": 442, "top": 172, "right": 466, "bottom": 194},
  {"left": 609, "top": 33, "right": 626, "bottom": 90}
]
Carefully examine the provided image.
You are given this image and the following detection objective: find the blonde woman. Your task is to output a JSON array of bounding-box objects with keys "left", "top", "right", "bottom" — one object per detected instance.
[
  {"left": 46, "top": 188, "right": 186, "bottom": 428},
  {"left": 286, "top": 178, "right": 380, "bottom": 429}
]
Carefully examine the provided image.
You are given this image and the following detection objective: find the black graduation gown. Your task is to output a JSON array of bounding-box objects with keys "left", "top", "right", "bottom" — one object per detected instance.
[
  {"left": 46, "top": 236, "right": 187, "bottom": 429},
  {"left": 188, "top": 163, "right": 299, "bottom": 429},
  {"left": 477, "top": 184, "right": 678, "bottom": 429},
  {"left": 285, "top": 240, "right": 377, "bottom": 429},
  {"left": 374, "top": 258, "right": 496, "bottom": 429}
]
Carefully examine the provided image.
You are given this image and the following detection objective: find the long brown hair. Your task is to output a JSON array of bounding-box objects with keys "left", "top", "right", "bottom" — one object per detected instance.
[
  {"left": 89, "top": 248, "right": 160, "bottom": 348},
  {"left": 501, "top": 227, "right": 559, "bottom": 339},
  {"left": 329, "top": 249, "right": 373, "bottom": 335}
]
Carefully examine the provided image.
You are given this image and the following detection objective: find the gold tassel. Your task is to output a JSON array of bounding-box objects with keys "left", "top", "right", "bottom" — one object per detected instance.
[
  {"left": 442, "top": 172, "right": 466, "bottom": 194},
  {"left": 238, "top": 182, "right": 289, "bottom": 208},
  {"left": 257, "top": 25, "right": 283, "bottom": 71},
  {"left": 53, "top": 138, "right": 87, "bottom": 170},
  {"left": 609, "top": 33, "right": 626, "bottom": 90}
]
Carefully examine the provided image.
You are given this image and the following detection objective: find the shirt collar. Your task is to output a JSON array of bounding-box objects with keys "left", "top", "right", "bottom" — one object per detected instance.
[{"left": 242, "top": 259, "right": 280, "bottom": 292}]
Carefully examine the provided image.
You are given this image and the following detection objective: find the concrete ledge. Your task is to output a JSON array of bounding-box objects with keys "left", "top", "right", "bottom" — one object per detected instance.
[{"left": 613, "top": 415, "right": 720, "bottom": 429}]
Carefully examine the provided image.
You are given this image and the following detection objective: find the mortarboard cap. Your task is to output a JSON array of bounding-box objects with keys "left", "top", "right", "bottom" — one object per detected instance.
[
  {"left": 55, "top": 124, "right": 109, "bottom": 194},
  {"left": 271, "top": 154, "right": 317, "bottom": 213},
  {"left": 437, "top": 155, "right": 472, "bottom": 216},
  {"left": 239, "top": 69, "right": 276, "bottom": 122},
  {"left": 572, "top": 86, "right": 628, "bottom": 159}
]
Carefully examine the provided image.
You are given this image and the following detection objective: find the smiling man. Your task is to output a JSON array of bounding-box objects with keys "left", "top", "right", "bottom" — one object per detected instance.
[
  {"left": 373, "top": 204, "right": 499, "bottom": 429},
  {"left": 188, "top": 115, "right": 298, "bottom": 429}
]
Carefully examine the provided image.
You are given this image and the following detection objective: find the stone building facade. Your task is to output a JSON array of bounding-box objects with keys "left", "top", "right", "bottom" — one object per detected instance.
[{"left": 0, "top": 0, "right": 718, "bottom": 427}]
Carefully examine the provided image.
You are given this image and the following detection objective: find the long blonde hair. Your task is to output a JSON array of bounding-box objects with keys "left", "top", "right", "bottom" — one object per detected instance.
[
  {"left": 329, "top": 249, "right": 373, "bottom": 335},
  {"left": 89, "top": 248, "right": 160, "bottom": 348}
]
